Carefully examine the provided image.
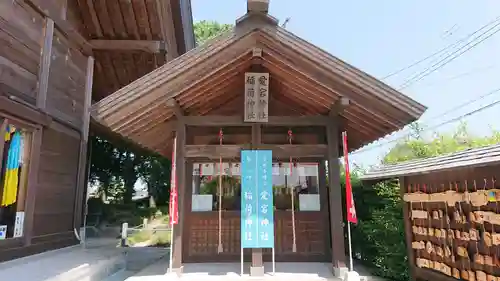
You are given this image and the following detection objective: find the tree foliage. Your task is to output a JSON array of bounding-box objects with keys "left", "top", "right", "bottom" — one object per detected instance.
[
  {"left": 194, "top": 20, "right": 233, "bottom": 46},
  {"left": 384, "top": 121, "right": 500, "bottom": 164},
  {"left": 354, "top": 122, "right": 500, "bottom": 280}
]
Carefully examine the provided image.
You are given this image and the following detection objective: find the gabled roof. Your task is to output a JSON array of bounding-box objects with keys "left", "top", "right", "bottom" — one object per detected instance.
[
  {"left": 91, "top": 13, "right": 426, "bottom": 157},
  {"left": 360, "top": 144, "right": 500, "bottom": 181}
]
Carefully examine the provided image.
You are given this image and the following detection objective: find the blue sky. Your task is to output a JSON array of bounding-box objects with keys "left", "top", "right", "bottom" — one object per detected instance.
[{"left": 191, "top": 0, "right": 500, "bottom": 167}]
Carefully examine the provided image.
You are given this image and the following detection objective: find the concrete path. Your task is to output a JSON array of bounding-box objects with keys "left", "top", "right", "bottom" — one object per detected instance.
[
  {"left": 121, "top": 258, "right": 341, "bottom": 281},
  {"left": 0, "top": 239, "right": 124, "bottom": 281}
]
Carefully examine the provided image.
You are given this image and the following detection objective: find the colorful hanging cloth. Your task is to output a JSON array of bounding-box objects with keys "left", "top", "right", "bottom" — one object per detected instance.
[{"left": 1, "top": 130, "right": 22, "bottom": 206}]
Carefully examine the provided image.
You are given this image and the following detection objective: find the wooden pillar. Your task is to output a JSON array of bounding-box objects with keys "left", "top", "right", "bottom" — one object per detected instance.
[
  {"left": 318, "top": 160, "right": 331, "bottom": 260},
  {"left": 25, "top": 16, "right": 54, "bottom": 245},
  {"left": 326, "top": 118, "right": 347, "bottom": 277},
  {"left": 21, "top": 127, "right": 43, "bottom": 246},
  {"left": 185, "top": 161, "right": 193, "bottom": 220},
  {"left": 400, "top": 176, "right": 416, "bottom": 281},
  {"left": 73, "top": 56, "right": 95, "bottom": 237},
  {"left": 36, "top": 17, "right": 54, "bottom": 109},
  {"left": 171, "top": 122, "right": 186, "bottom": 274},
  {"left": 250, "top": 124, "right": 264, "bottom": 276},
  {"left": 182, "top": 160, "right": 193, "bottom": 265}
]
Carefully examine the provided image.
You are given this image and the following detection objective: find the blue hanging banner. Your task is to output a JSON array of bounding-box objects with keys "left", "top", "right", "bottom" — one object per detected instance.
[{"left": 241, "top": 150, "right": 274, "bottom": 249}]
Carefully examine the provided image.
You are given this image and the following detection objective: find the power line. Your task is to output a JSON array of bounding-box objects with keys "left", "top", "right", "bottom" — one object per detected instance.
[
  {"left": 363, "top": 86, "right": 500, "bottom": 148},
  {"left": 422, "top": 87, "right": 500, "bottom": 121},
  {"left": 351, "top": 95, "right": 500, "bottom": 156},
  {"left": 382, "top": 36, "right": 467, "bottom": 80},
  {"left": 416, "top": 64, "right": 497, "bottom": 89},
  {"left": 382, "top": 16, "right": 500, "bottom": 80},
  {"left": 398, "top": 20, "right": 500, "bottom": 90}
]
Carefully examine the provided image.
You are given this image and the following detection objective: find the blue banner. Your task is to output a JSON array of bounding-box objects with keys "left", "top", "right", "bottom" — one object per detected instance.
[{"left": 240, "top": 150, "right": 274, "bottom": 249}]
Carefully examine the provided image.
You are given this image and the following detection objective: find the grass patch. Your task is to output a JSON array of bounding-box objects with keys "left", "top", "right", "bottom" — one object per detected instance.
[
  {"left": 127, "top": 229, "right": 172, "bottom": 246},
  {"left": 126, "top": 215, "right": 172, "bottom": 246},
  {"left": 127, "top": 230, "right": 152, "bottom": 244},
  {"left": 162, "top": 215, "right": 170, "bottom": 224},
  {"left": 151, "top": 229, "right": 172, "bottom": 246}
]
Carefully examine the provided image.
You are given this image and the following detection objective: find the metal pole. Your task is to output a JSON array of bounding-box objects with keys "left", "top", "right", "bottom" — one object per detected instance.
[
  {"left": 169, "top": 210, "right": 175, "bottom": 273},
  {"left": 272, "top": 246, "right": 275, "bottom": 275},
  {"left": 241, "top": 247, "right": 244, "bottom": 276},
  {"left": 347, "top": 221, "right": 353, "bottom": 271}
]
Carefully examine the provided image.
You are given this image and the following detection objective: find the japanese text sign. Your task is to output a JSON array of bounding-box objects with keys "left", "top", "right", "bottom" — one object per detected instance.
[
  {"left": 244, "top": 72, "right": 269, "bottom": 123},
  {"left": 240, "top": 150, "right": 274, "bottom": 248}
]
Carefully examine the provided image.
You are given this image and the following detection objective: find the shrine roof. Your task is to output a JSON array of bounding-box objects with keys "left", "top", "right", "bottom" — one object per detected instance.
[
  {"left": 90, "top": 12, "right": 426, "bottom": 157},
  {"left": 360, "top": 144, "right": 500, "bottom": 181}
]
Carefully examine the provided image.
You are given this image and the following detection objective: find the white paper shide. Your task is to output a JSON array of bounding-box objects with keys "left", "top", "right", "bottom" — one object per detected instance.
[
  {"left": 244, "top": 72, "right": 269, "bottom": 122},
  {"left": 13, "top": 211, "right": 25, "bottom": 238}
]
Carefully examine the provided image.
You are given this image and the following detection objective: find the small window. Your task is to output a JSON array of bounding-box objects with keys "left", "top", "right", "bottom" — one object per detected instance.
[
  {"left": 192, "top": 163, "right": 242, "bottom": 211},
  {"left": 191, "top": 162, "right": 320, "bottom": 212},
  {"left": 0, "top": 119, "right": 32, "bottom": 240},
  {"left": 272, "top": 162, "right": 320, "bottom": 211}
]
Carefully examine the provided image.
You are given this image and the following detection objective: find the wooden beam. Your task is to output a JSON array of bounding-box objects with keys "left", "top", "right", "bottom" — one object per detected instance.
[
  {"left": 156, "top": 0, "right": 179, "bottom": 59},
  {"left": 167, "top": 98, "right": 185, "bottom": 119},
  {"left": 25, "top": 0, "right": 93, "bottom": 55},
  {"left": 0, "top": 96, "right": 52, "bottom": 126},
  {"left": 90, "top": 40, "right": 166, "bottom": 53},
  {"left": 329, "top": 97, "right": 350, "bottom": 116},
  {"left": 326, "top": 115, "right": 347, "bottom": 276},
  {"left": 23, "top": 128, "right": 43, "bottom": 246},
  {"left": 85, "top": 0, "right": 103, "bottom": 37},
  {"left": 0, "top": 120, "right": 7, "bottom": 177},
  {"left": 183, "top": 115, "right": 330, "bottom": 126},
  {"left": 318, "top": 160, "right": 331, "bottom": 260},
  {"left": 171, "top": 123, "right": 186, "bottom": 274},
  {"left": 82, "top": 57, "right": 95, "bottom": 140},
  {"left": 73, "top": 56, "right": 95, "bottom": 236},
  {"left": 400, "top": 176, "right": 417, "bottom": 281},
  {"left": 251, "top": 124, "right": 261, "bottom": 147},
  {"left": 185, "top": 144, "right": 328, "bottom": 159},
  {"left": 36, "top": 18, "right": 54, "bottom": 110}
]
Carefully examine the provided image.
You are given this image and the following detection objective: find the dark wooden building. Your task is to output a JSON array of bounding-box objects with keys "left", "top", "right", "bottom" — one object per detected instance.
[
  {"left": 0, "top": 0, "right": 194, "bottom": 262},
  {"left": 91, "top": 0, "right": 426, "bottom": 277},
  {"left": 361, "top": 144, "right": 500, "bottom": 281}
]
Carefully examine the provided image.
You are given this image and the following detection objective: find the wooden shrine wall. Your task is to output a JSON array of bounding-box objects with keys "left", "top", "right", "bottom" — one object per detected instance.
[
  {"left": 183, "top": 211, "right": 329, "bottom": 263},
  {"left": 402, "top": 164, "right": 500, "bottom": 281},
  {"left": 0, "top": 1, "right": 44, "bottom": 102},
  {"left": 0, "top": 1, "right": 91, "bottom": 261}
]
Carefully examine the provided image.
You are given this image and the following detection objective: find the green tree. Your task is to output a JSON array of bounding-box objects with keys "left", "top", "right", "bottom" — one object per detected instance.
[
  {"left": 384, "top": 121, "right": 500, "bottom": 164},
  {"left": 89, "top": 136, "right": 122, "bottom": 201},
  {"left": 194, "top": 20, "right": 233, "bottom": 46},
  {"left": 136, "top": 155, "right": 171, "bottom": 207}
]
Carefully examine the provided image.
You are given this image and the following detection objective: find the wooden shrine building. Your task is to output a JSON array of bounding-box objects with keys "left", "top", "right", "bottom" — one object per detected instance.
[
  {"left": 91, "top": 0, "right": 426, "bottom": 277},
  {"left": 0, "top": 0, "right": 193, "bottom": 262},
  {"left": 361, "top": 144, "right": 500, "bottom": 281}
]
